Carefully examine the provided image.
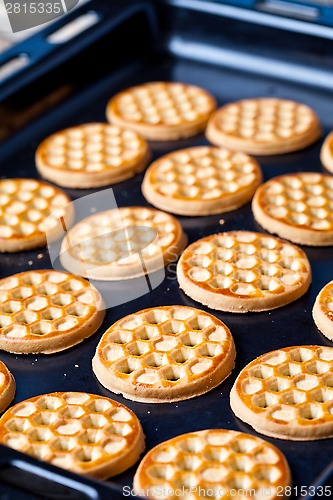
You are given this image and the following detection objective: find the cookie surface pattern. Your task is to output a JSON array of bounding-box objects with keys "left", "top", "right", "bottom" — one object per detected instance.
[
  {"left": 0, "top": 270, "right": 105, "bottom": 354},
  {"left": 107, "top": 82, "right": 217, "bottom": 140},
  {"left": 320, "top": 131, "right": 333, "bottom": 174},
  {"left": 206, "top": 98, "right": 321, "bottom": 155},
  {"left": 60, "top": 207, "right": 187, "bottom": 281},
  {"left": 0, "top": 392, "right": 145, "bottom": 479},
  {"left": 0, "top": 361, "right": 15, "bottom": 413},
  {"left": 177, "top": 231, "right": 311, "bottom": 313},
  {"left": 252, "top": 172, "right": 333, "bottom": 246},
  {"left": 92, "top": 306, "right": 235, "bottom": 403},
  {"left": 313, "top": 281, "right": 333, "bottom": 341},
  {"left": 36, "top": 123, "right": 150, "bottom": 188},
  {"left": 133, "top": 429, "right": 291, "bottom": 500},
  {"left": 230, "top": 345, "right": 333, "bottom": 440},
  {"left": 142, "top": 146, "right": 262, "bottom": 216},
  {"left": 0, "top": 178, "right": 71, "bottom": 252}
]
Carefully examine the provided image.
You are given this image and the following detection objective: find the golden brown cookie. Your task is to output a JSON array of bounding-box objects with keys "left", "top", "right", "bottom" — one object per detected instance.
[
  {"left": 36, "top": 123, "right": 151, "bottom": 188},
  {"left": 320, "top": 131, "right": 333, "bottom": 174},
  {"left": 0, "top": 392, "right": 145, "bottom": 479},
  {"left": 60, "top": 207, "right": 187, "bottom": 281},
  {"left": 0, "top": 179, "right": 71, "bottom": 253},
  {"left": 252, "top": 172, "right": 333, "bottom": 246},
  {"left": 177, "top": 231, "right": 311, "bottom": 313},
  {"left": 313, "top": 281, "right": 333, "bottom": 341},
  {"left": 230, "top": 345, "right": 333, "bottom": 440},
  {"left": 92, "top": 306, "right": 235, "bottom": 403},
  {"left": 142, "top": 146, "right": 262, "bottom": 216},
  {"left": 206, "top": 98, "right": 321, "bottom": 155},
  {"left": 106, "top": 82, "right": 216, "bottom": 141},
  {"left": 0, "top": 361, "right": 15, "bottom": 413},
  {"left": 133, "top": 429, "right": 291, "bottom": 499},
  {"left": 0, "top": 270, "right": 105, "bottom": 354}
]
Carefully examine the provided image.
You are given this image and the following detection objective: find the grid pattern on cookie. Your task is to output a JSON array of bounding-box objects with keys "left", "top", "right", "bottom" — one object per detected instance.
[
  {"left": 257, "top": 173, "right": 333, "bottom": 231},
  {"left": 0, "top": 362, "right": 11, "bottom": 397},
  {"left": 98, "top": 306, "right": 232, "bottom": 387},
  {"left": 181, "top": 231, "right": 309, "bottom": 298},
  {"left": 0, "top": 179, "right": 70, "bottom": 240},
  {"left": 147, "top": 147, "right": 261, "bottom": 200},
  {"left": 318, "top": 282, "right": 333, "bottom": 322},
  {"left": 136, "top": 430, "right": 289, "bottom": 499},
  {"left": 0, "top": 392, "right": 141, "bottom": 473},
  {"left": 236, "top": 346, "right": 333, "bottom": 425},
  {"left": 37, "top": 124, "right": 148, "bottom": 172},
  {"left": 215, "top": 99, "right": 317, "bottom": 142},
  {"left": 0, "top": 271, "right": 99, "bottom": 340},
  {"left": 67, "top": 207, "right": 180, "bottom": 266},
  {"left": 111, "top": 83, "right": 215, "bottom": 126}
]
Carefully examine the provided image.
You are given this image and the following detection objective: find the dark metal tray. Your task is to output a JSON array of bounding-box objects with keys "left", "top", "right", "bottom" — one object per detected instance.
[{"left": 0, "top": 1, "right": 333, "bottom": 498}]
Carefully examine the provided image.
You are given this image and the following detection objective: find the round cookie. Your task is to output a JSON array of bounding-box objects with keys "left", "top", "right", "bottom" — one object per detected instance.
[
  {"left": 252, "top": 172, "right": 333, "bottom": 246},
  {"left": 36, "top": 123, "right": 151, "bottom": 188},
  {"left": 0, "top": 270, "right": 105, "bottom": 354},
  {"left": 106, "top": 82, "right": 217, "bottom": 141},
  {"left": 177, "top": 231, "right": 311, "bottom": 313},
  {"left": 60, "top": 206, "right": 187, "bottom": 281},
  {"left": 206, "top": 98, "right": 321, "bottom": 155},
  {"left": 0, "top": 392, "right": 145, "bottom": 479},
  {"left": 320, "top": 131, "right": 333, "bottom": 174},
  {"left": 142, "top": 146, "right": 262, "bottom": 216},
  {"left": 0, "top": 178, "right": 71, "bottom": 253},
  {"left": 133, "top": 429, "right": 291, "bottom": 500},
  {"left": 230, "top": 345, "right": 333, "bottom": 440},
  {"left": 313, "top": 280, "right": 333, "bottom": 341},
  {"left": 0, "top": 361, "right": 15, "bottom": 413},
  {"left": 92, "top": 305, "right": 235, "bottom": 403}
]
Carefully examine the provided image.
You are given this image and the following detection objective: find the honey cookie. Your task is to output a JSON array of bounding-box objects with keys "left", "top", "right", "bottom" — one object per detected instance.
[{"left": 107, "top": 82, "right": 216, "bottom": 141}]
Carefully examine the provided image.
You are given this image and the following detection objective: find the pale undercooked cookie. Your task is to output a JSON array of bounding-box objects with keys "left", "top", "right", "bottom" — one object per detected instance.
[
  {"left": 133, "top": 429, "right": 291, "bottom": 500},
  {"left": 252, "top": 172, "right": 333, "bottom": 246},
  {"left": 106, "top": 82, "right": 217, "bottom": 141},
  {"left": 0, "top": 392, "right": 145, "bottom": 479},
  {"left": 0, "top": 178, "right": 72, "bottom": 252},
  {"left": 0, "top": 361, "right": 15, "bottom": 413},
  {"left": 142, "top": 146, "right": 262, "bottom": 216},
  {"left": 177, "top": 231, "right": 311, "bottom": 313},
  {"left": 206, "top": 98, "right": 321, "bottom": 155},
  {"left": 60, "top": 206, "right": 187, "bottom": 281},
  {"left": 92, "top": 305, "right": 235, "bottom": 403},
  {"left": 230, "top": 345, "right": 333, "bottom": 440},
  {"left": 313, "top": 281, "right": 333, "bottom": 341},
  {"left": 0, "top": 270, "right": 105, "bottom": 354},
  {"left": 35, "top": 123, "right": 151, "bottom": 188},
  {"left": 320, "top": 131, "right": 333, "bottom": 174}
]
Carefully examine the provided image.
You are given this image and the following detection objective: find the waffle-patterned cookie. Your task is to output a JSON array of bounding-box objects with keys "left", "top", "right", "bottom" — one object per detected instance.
[
  {"left": 252, "top": 172, "right": 333, "bottom": 246},
  {"left": 60, "top": 207, "right": 187, "bottom": 281},
  {"left": 0, "top": 270, "right": 105, "bottom": 354},
  {"left": 106, "top": 82, "right": 217, "bottom": 141},
  {"left": 0, "top": 361, "right": 15, "bottom": 413},
  {"left": 142, "top": 146, "right": 263, "bottom": 216},
  {"left": 0, "top": 178, "right": 71, "bottom": 252},
  {"left": 206, "top": 98, "right": 321, "bottom": 155},
  {"left": 0, "top": 392, "right": 145, "bottom": 479},
  {"left": 133, "top": 429, "right": 291, "bottom": 500},
  {"left": 35, "top": 123, "right": 151, "bottom": 188},
  {"left": 177, "top": 231, "right": 311, "bottom": 313},
  {"left": 320, "top": 131, "right": 333, "bottom": 174},
  {"left": 92, "top": 306, "right": 235, "bottom": 403},
  {"left": 230, "top": 346, "right": 333, "bottom": 440},
  {"left": 313, "top": 281, "right": 333, "bottom": 341}
]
